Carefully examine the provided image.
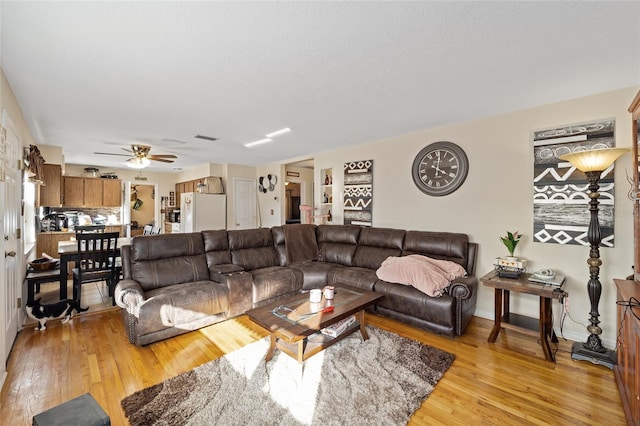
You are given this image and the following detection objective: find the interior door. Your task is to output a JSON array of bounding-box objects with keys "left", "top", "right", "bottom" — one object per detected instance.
[
  {"left": 2, "top": 110, "right": 22, "bottom": 368},
  {"left": 233, "top": 178, "right": 257, "bottom": 229}
]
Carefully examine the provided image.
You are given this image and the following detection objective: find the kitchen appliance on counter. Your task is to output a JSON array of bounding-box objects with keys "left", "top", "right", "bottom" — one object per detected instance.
[
  {"left": 41, "top": 213, "right": 67, "bottom": 231},
  {"left": 180, "top": 193, "right": 226, "bottom": 233},
  {"left": 172, "top": 210, "right": 181, "bottom": 223}
]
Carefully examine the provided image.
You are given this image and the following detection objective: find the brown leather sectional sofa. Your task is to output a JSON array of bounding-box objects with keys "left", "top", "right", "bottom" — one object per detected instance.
[{"left": 115, "top": 224, "right": 478, "bottom": 345}]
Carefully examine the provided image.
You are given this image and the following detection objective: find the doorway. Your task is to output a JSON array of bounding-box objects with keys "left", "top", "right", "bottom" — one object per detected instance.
[
  {"left": 285, "top": 182, "right": 301, "bottom": 224},
  {"left": 123, "top": 182, "right": 160, "bottom": 237},
  {"left": 233, "top": 178, "right": 257, "bottom": 229}
]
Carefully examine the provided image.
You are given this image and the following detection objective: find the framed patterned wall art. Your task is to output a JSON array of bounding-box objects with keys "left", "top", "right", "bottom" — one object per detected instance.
[
  {"left": 533, "top": 119, "right": 616, "bottom": 246},
  {"left": 343, "top": 159, "right": 373, "bottom": 226}
]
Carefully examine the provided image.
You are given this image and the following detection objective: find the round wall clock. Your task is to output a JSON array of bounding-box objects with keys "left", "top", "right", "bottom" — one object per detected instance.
[{"left": 411, "top": 141, "right": 469, "bottom": 196}]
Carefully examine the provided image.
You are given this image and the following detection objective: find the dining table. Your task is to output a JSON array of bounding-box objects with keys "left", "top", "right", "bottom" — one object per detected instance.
[{"left": 56, "top": 237, "right": 132, "bottom": 299}]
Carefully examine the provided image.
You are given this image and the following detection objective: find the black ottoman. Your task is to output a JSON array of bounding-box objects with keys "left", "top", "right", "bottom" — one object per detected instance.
[{"left": 33, "top": 393, "right": 110, "bottom": 426}]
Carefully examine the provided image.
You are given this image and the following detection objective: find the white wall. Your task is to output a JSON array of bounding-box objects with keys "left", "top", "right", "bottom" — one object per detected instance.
[{"left": 312, "top": 86, "right": 639, "bottom": 347}]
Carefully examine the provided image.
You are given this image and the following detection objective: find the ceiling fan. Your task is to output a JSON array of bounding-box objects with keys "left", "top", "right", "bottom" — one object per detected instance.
[{"left": 94, "top": 144, "right": 177, "bottom": 168}]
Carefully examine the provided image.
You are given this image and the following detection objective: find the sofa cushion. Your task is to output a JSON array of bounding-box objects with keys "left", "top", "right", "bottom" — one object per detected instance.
[
  {"left": 375, "top": 280, "right": 455, "bottom": 328},
  {"left": 402, "top": 231, "right": 469, "bottom": 268},
  {"left": 327, "top": 266, "right": 378, "bottom": 291},
  {"left": 271, "top": 226, "right": 287, "bottom": 266},
  {"left": 251, "top": 266, "right": 303, "bottom": 305},
  {"left": 352, "top": 227, "right": 405, "bottom": 270},
  {"left": 289, "top": 261, "right": 346, "bottom": 290},
  {"left": 202, "top": 229, "right": 232, "bottom": 266},
  {"left": 317, "top": 225, "right": 361, "bottom": 266},
  {"left": 129, "top": 233, "right": 210, "bottom": 291},
  {"left": 228, "top": 228, "right": 279, "bottom": 271},
  {"left": 137, "top": 280, "right": 229, "bottom": 336}
]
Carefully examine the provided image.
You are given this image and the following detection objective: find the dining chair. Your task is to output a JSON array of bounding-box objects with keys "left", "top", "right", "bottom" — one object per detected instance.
[
  {"left": 74, "top": 224, "right": 106, "bottom": 234},
  {"left": 72, "top": 231, "right": 119, "bottom": 309},
  {"left": 142, "top": 224, "right": 153, "bottom": 235},
  {"left": 150, "top": 225, "right": 161, "bottom": 235}
]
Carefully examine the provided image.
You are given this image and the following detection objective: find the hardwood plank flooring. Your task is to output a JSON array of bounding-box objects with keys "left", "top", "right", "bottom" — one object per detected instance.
[{"left": 0, "top": 308, "right": 626, "bottom": 425}]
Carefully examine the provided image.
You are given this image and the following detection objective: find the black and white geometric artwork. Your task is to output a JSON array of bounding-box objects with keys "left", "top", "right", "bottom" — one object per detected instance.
[
  {"left": 344, "top": 160, "right": 373, "bottom": 226},
  {"left": 533, "top": 119, "right": 616, "bottom": 247}
]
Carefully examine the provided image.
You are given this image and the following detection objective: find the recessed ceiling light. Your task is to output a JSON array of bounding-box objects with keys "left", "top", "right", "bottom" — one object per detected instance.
[
  {"left": 265, "top": 128, "right": 291, "bottom": 138},
  {"left": 244, "top": 138, "right": 273, "bottom": 148}
]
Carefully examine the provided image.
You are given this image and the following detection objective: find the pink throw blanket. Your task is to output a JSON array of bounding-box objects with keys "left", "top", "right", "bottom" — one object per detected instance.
[{"left": 376, "top": 255, "right": 467, "bottom": 297}]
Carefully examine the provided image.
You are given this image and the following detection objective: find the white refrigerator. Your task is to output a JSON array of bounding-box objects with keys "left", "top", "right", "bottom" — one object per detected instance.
[{"left": 180, "top": 192, "right": 226, "bottom": 232}]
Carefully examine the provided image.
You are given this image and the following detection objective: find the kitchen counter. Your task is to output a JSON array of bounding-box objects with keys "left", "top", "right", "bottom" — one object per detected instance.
[{"left": 38, "top": 224, "right": 124, "bottom": 234}]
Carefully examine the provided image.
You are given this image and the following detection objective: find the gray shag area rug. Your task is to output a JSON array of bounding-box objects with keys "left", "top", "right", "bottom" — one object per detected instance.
[{"left": 121, "top": 326, "right": 455, "bottom": 425}]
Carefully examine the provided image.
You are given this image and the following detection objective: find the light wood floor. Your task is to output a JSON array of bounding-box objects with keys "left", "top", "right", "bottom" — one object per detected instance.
[{"left": 1, "top": 304, "right": 626, "bottom": 425}]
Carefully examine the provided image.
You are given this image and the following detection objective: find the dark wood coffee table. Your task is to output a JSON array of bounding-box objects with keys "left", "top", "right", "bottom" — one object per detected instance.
[{"left": 246, "top": 284, "right": 383, "bottom": 363}]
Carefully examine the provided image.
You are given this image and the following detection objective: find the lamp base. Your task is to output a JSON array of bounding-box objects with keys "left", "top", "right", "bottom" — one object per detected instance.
[{"left": 571, "top": 342, "right": 617, "bottom": 369}]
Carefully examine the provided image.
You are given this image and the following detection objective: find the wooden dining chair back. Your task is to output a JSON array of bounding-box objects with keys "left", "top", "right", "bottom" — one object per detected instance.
[
  {"left": 72, "top": 231, "right": 119, "bottom": 308},
  {"left": 75, "top": 224, "right": 106, "bottom": 234}
]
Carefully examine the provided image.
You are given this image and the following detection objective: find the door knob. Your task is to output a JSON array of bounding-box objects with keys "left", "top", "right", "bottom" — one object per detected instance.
[{"left": 5, "top": 251, "right": 16, "bottom": 257}]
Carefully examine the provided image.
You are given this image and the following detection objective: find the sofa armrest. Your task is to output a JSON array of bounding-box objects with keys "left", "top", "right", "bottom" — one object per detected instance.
[
  {"left": 209, "top": 263, "right": 244, "bottom": 280},
  {"left": 446, "top": 275, "right": 477, "bottom": 300},
  {"left": 214, "top": 271, "right": 253, "bottom": 317},
  {"left": 114, "top": 278, "right": 146, "bottom": 315}
]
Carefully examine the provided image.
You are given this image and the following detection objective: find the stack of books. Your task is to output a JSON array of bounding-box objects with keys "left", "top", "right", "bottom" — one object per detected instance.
[{"left": 321, "top": 315, "right": 356, "bottom": 337}]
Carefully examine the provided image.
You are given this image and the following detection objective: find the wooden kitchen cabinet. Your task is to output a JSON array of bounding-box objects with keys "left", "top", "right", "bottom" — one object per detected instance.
[
  {"left": 37, "top": 164, "right": 62, "bottom": 207},
  {"left": 63, "top": 177, "right": 122, "bottom": 207},
  {"left": 83, "top": 178, "right": 103, "bottom": 206},
  {"left": 36, "top": 232, "right": 74, "bottom": 259},
  {"left": 63, "top": 177, "right": 85, "bottom": 207},
  {"left": 102, "top": 179, "right": 122, "bottom": 207}
]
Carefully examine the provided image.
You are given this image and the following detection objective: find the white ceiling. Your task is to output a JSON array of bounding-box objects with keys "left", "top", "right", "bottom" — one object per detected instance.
[{"left": 1, "top": 2, "right": 639, "bottom": 172}]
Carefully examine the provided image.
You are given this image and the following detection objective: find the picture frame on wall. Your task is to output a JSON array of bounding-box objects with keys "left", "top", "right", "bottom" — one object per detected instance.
[{"left": 169, "top": 191, "right": 175, "bottom": 207}]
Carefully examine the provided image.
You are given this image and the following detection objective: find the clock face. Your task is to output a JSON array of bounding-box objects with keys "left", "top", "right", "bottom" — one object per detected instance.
[{"left": 412, "top": 141, "right": 469, "bottom": 196}]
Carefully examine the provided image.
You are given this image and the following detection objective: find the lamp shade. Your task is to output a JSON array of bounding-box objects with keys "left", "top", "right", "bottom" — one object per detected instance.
[{"left": 559, "top": 147, "right": 630, "bottom": 172}]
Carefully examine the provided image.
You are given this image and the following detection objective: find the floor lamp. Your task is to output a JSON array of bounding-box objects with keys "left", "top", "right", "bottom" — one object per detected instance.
[{"left": 560, "top": 147, "right": 629, "bottom": 369}]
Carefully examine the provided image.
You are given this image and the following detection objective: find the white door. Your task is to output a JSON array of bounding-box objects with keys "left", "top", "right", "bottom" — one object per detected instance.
[
  {"left": 2, "top": 110, "right": 22, "bottom": 371},
  {"left": 233, "top": 178, "right": 257, "bottom": 229}
]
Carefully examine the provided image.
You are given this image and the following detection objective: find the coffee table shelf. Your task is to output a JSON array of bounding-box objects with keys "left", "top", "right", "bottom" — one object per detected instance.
[
  {"left": 276, "top": 321, "right": 362, "bottom": 362},
  {"left": 246, "top": 285, "right": 382, "bottom": 363}
]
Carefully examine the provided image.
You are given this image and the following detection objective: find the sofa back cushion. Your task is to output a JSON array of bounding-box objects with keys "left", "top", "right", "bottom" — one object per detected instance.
[
  {"left": 316, "top": 225, "right": 361, "bottom": 266},
  {"left": 402, "top": 231, "right": 469, "bottom": 269},
  {"left": 271, "top": 226, "right": 287, "bottom": 266},
  {"left": 129, "top": 232, "right": 209, "bottom": 291},
  {"left": 352, "top": 227, "right": 405, "bottom": 270},
  {"left": 228, "top": 228, "right": 279, "bottom": 271},
  {"left": 202, "top": 229, "right": 233, "bottom": 266}
]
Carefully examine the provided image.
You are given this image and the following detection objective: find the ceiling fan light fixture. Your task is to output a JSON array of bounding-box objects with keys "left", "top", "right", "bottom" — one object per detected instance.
[
  {"left": 127, "top": 156, "right": 151, "bottom": 169},
  {"left": 244, "top": 138, "right": 273, "bottom": 148}
]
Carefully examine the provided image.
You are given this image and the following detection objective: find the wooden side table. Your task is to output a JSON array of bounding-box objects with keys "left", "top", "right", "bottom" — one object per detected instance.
[{"left": 480, "top": 270, "right": 567, "bottom": 362}]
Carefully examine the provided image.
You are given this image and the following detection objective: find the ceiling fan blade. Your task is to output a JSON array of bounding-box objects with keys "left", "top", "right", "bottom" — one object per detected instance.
[
  {"left": 94, "top": 152, "right": 131, "bottom": 157},
  {"left": 121, "top": 147, "right": 133, "bottom": 153},
  {"left": 151, "top": 158, "right": 174, "bottom": 163},
  {"left": 150, "top": 154, "right": 177, "bottom": 159}
]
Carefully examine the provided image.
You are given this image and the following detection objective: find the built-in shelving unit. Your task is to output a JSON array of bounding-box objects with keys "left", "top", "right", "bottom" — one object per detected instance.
[{"left": 320, "top": 168, "right": 333, "bottom": 223}]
